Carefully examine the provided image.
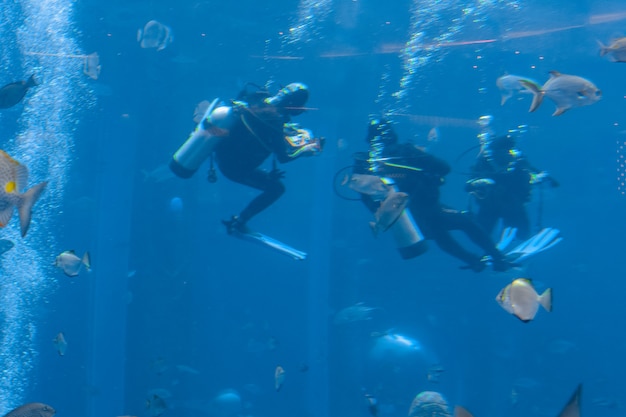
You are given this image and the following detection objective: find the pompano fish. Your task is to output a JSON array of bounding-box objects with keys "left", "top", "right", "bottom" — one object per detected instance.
[
  {"left": 3, "top": 403, "right": 56, "bottom": 417},
  {"left": 598, "top": 37, "right": 626, "bottom": 62},
  {"left": 496, "top": 278, "right": 552, "bottom": 322},
  {"left": 0, "top": 150, "right": 47, "bottom": 237},
  {"left": 137, "top": 20, "right": 173, "bottom": 51},
  {"left": 53, "top": 332, "right": 67, "bottom": 356},
  {"left": 369, "top": 191, "right": 409, "bottom": 236},
  {"left": 520, "top": 71, "right": 601, "bottom": 116},
  {"left": 342, "top": 173, "right": 389, "bottom": 199},
  {"left": 496, "top": 74, "right": 540, "bottom": 105},
  {"left": 55, "top": 250, "right": 91, "bottom": 277},
  {"left": 0, "top": 75, "right": 38, "bottom": 109},
  {"left": 274, "top": 365, "right": 285, "bottom": 391}
]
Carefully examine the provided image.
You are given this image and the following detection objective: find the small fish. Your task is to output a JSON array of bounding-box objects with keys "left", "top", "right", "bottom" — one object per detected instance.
[
  {"left": 333, "top": 302, "right": 377, "bottom": 324},
  {"left": 193, "top": 100, "right": 211, "bottom": 123},
  {"left": 520, "top": 71, "right": 601, "bottom": 116},
  {"left": 496, "top": 74, "right": 539, "bottom": 105},
  {"left": 0, "top": 75, "right": 38, "bottom": 109},
  {"left": 52, "top": 332, "right": 67, "bottom": 356},
  {"left": 3, "top": 403, "right": 55, "bottom": 417},
  {"left": 591, "top": 397, "right": 620, "bottom": 408},
  {"left": 427, "top": 127, "right": 440, "bottom": 143},
  {"left": 0, "top": 150, "right": 47, "bottom": 237},
  {"left": 274, "top": 365, "right": 285, "bottom": 391},
  {"left": 342, "top": 173, "right": 390, "bottom": 199},
  {"left": 137, "top": 20, "right": 173, "bottom": 51},
  {"left": 369, "top": 191, "right": 409, "bottom": 236},
  {"left": 598, "top": 37, "right": 626, "bottom": 62},
  {"left": 54, "top": 250, "right": 91, "bottom": 277},
  {"left": 496, "top": 278, "right": 552, "bottom": 322},
  {"left": 364, "top": 394, "right": 378, "bottom": 417},
  {"left": 427, "top": 364, "right": 445, "bottom": 383}
]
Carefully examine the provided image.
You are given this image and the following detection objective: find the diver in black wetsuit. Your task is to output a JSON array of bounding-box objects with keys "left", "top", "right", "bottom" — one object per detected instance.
[
  {"left": 354, "top": 118, "right": 511, "bottom": 272},
  {"left": 466, "top": 133, "right": 558, "bottom": 240},
  {"left": 213, "top": 83, "right": 323, "bottom": 233}
]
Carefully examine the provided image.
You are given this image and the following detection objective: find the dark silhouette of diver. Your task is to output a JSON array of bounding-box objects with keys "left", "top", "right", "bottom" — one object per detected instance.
[
  {"left": 354, "top": 118, "right": 512, "bottom": 272},
  {"left": 466, "top": 133, "right": 558, "bottom": 240},
  {"left": 212, "top": 83, "right": 323, "bottom": 233}
]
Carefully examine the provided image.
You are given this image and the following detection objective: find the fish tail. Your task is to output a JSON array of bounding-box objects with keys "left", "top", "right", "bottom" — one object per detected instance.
[
  {"left": 26, "top": 74, "right": 38, "bottom": 87},
  {"left": 538, "top": 288, "right": 552, "bottom": 312},
  {"left": 596, "top": 40, "right": 609, "bottom": 57},
  {"left": 519, "top": 80, "right": 543, "bottom": 112},
  {"left": 17, "top": 181, "right": 47, "bottom": 237},
  {"left": 81, "top": 251, "right": 91, "bottom": 270}
]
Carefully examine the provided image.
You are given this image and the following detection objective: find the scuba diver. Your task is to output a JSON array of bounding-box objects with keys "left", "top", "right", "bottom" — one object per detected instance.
[
  {"left": 465, "top": 132, "right": 559, "bottom": 240},
  {"left": 170, "top": 83, "right": 324, "bottom": 234},
  {"left": 351, "top": 118, "right": 513, "bottom": 273}
]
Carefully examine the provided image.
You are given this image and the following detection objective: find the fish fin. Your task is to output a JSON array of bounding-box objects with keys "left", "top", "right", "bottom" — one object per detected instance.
[
  {"left": 64, "top": 270, "right": 79, "bottom": 278},
  {"left": 0, "top": 206, "right": 14, "bottom": 227},
  {"left": 454, "top": 406, "right": 474, "bottom": 417},
  {"left": 137, "top": 29, "right": 142, "bottom": 42},
  {"left": 519, "top": 80, "right": 543, "bottom": 112},
  {"left": 552, "top": 107, "right": 569, "bottom": 116},
  {"left": 26, "top": 74, "right": 38, "bottom": 88},
  {"left": 558, "top": 384, "right": 582, "bottom": 417},
  {"left": 82, "top": 252, "right": 91, "bottom": 270},
  {"left": 500, "top": 92, "right": 512, "bottom": 106},
  {"left": 17, "top": 181, "right": 47, "bottom": 237},
  {"left": 539, "top": 288, "right": 553, "bottom": 312},
  {"left": 369, "top": 221, "right": 378, "bottom": 237},
  {"left": 549, "top": 70, "right": 563, "bottom": 77}
]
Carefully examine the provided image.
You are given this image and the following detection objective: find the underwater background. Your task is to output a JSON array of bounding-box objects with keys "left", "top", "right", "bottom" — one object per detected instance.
[{"left": 0, "top": 0, "right": 625, "bottom": 417}]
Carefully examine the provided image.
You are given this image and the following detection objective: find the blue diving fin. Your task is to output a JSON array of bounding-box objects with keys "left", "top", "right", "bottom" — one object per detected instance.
[
  {"left": 496, "top": 227, "right": 517, "bottom": 251},
  {"left": 231, "top": 228, "right": 307, "bottom": 261},
  {"left": 504, "top": 227, "right": 562, "bottom": 263}
]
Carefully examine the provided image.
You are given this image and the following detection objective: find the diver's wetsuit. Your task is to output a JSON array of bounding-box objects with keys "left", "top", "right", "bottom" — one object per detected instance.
[
  {"left": 214, "top": 103, "right": 292, "bottom": 225},
  {"left": 469, "top": 154, "right": 534, "bottom": 239},
  {"left": 356, "top": 143, "right": 507, "bottom": 271}
]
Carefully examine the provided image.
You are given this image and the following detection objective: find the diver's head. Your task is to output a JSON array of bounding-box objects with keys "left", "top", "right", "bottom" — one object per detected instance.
[
  {"left": 487, "top": 134, "right": 519, "bottom": 166},
  {"left": 265, "top": 83, "right": 309, "bottom": 115},
  {"left": 366, "top": 117, "right": 398, "bottom": 145}
]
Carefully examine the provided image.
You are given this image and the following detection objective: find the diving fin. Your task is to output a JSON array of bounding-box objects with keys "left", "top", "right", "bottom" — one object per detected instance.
[
  {"left": 231, "top": 227, "right": 307, "bottom": 261},
  {"left": 505, "top": 227, "right": 562, "bottom": 263},
  {"left": 496, "top": 227, "right": 517, "bottom": 251}
]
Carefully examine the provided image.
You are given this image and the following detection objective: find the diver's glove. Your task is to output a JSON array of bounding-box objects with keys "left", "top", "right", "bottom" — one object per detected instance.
[
  {"left": 530, "top": 171, "right": 559, "bottom": 187},
  {"left": 465, "top": 178, "right": 495, "bottom": 199}
]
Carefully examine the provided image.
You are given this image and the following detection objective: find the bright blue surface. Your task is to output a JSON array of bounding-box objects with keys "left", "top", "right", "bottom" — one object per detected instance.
[{"left": 1, "top": 1, "right": 625, "bottom": 417}]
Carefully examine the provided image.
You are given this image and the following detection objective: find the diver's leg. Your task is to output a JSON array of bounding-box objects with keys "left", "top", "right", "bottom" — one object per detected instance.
[
  {"left": 430, "top": 228, "right": 485, "bottom": 272},
  {"left": 502, "top": 204, "right": 530, "bottom": 240},
  {"left": 475, "top": 201, "right": 499, "bottom": 237},
  {"left": 228, "top": 168, "right": 285, "bottom": 225}
]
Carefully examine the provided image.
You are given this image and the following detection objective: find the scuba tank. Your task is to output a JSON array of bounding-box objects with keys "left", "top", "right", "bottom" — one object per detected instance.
[
  {"left": 366, "top": 125, "right": 428, "bottom": 259},
  {"left": 170, "top": 98, "right": 230, "bottom": 178}
]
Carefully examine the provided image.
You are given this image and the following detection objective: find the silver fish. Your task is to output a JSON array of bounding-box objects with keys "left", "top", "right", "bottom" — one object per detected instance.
[
  {"left": 52, "top": 332, "right": 67, "bottom": 356},
  {"left": 520, "top": 71, "right": 601, "bottom": 116},
  {"left": 496, "top": 74, "right": 539, "bottom": 105},
  {"left": 3, "top": 403, "right": 56, "bottom": 417},
  {"left": 0, "top": 75, "right": 38, "bottom": 109},
  {"left": 369, "top": 191, "right": 409, "bottom": 236},
  {"left": 55, "top": 250, "right": 91, "bottom": 277},
  {"left": 496, "top": 278, "right": 552, "bottom": 322},
  {"left": 343, "top": 173, "right": 390, "bottom": 199},
  {"left": 137, "top": 20, "right": 173, "bottom": 51},
  {"left": 0, "top": 150, "right": 47, "bottom": 237},
  {"left": 333, "top": 302, "right": 377, "bottom": 324},
  {"left": 598, "top": 37, "right": 626, "bottom": 62}
]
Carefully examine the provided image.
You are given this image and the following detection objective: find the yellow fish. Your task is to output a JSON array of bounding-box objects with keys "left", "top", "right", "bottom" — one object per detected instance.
[
  {"left": 0, "top": 150, "right": 47, "bottom": 237},
  {"left": 274, "top": 365, "right": 285, "bottom": 392}
]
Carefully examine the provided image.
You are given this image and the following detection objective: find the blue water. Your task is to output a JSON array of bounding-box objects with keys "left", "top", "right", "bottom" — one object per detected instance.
[{"left": 1, "top": 0, "right": 625, "bottom": 416}]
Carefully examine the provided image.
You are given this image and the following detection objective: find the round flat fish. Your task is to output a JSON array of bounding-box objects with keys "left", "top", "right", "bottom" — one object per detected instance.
[{"left": 138, "top": 20, "right": 173, "bottom": 51}]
